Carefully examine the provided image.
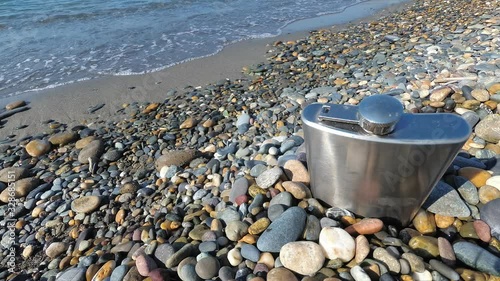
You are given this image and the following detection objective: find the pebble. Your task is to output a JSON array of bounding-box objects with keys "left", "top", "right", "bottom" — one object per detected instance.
[
  {"left": 55, "top": 268, "right": 86, "bottom": 281},
  {"left": 283, "top": 160, "right": 310, "bottom": 185},
  {"left": 0, "top": 177, "right": 39, "bottom": 202},
  {"left": 78, "top": 139, "right": 104, "bottom": 163},
  {"left": 5, "top": 100, "right": 26, "bottom": 110},
  {"left": 256, "top": 206, "right": 306, "bottom": 252},
  {"left": 93, "top": 260, "right": 115, "bottom": 281},
  {"left": 240, "top": 243, "right": 260, "bottom": 263},
  {"left": 227, "top": 248, "right": 242, "bottom": 266},
  {"left": 225, "top": 220, "right": 248, "bottom": 241},
  {"left": 281, "top": 181, "right": 309, "bottom": 199},
  {"left": 280, "top": 241, "right": 324, "bottom": 276},
  {"left": 486, "top": 175, "right": 500, "bottom": 190},
  {"left": 45, "top": 242, "right": 68, "bottom": 259},
  {"left": 478, "top": 185, "right": 500, "bottom": 204},
  {"left": 471, "top": 89, "right": 490, "bottom": 102},
  {"left": 437, "top": 237, "right": 456, "bottom": 266},
  {"left": 453, "top": 241, "right": 500, "bottom": 276},
  {"left": 71, "top": 195, "right": 101, "bottom": 213},
  {"left": 319, "top": 227, "right": 355, "bottom": 262},
  {"left": 195, "top": 256, "right": 220, "bottom": 279},
  {"left": 474, "top": 114, "right": 500, "bottom": 143},
  {"left": 110, "top": 265, "right": 128, "bottom": 281},
  {"left": 455, "top": 176, "right": 479, "bottom": 205},
  {"left": 25, "top": 139, "right": 51, "bottom": 157},
  {"left": 479, "top": 198, "right": 500, "bottom": 240},
  {"left": 48, "top": 131, "right": 78, "bottom": 146},
  {"left": 350, "top": 265, "right": 371, "bottom": 281},
  {"left": 412, "top": 209, "right": 436, "bottom": 234},
  {"left": 409, "top": 236, "right": 439, "bottom": 258},
  {"left": 155, "top": 149, "right": 197, "bottom": 170},
  {"left": 429, "top": 259, "right": 460, "bottom": 280},
  {"left": 422, "top": 181, "right": 470, "bottom": 217},
  {"left": 248, "top": 217, "right": 270, "bottom": 235},
  {"left": 255, "top": 166, "right": 282, "bottom": 189},
  {"left": 267, "top": 267, "right": 298, "bottom": 281},
  {"left": 345, "top": 218, "right": 383, "bottom": 235},
  {"left": 229, "top": 177, "right": 249, "bottom": 203},
  {"left": 373, "top": 248, "right": 400, "bottom": 274},
  {"left": 401, "top": 252, "right": 425, "bottom": 273},
  {"left": 136, "top": 254, "right": 157, "bottom": 276}
]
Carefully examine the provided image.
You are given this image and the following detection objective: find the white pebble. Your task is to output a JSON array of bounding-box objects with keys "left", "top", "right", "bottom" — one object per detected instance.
[
  {"left": 485, "top": 176, "right": 500, "bottom": 190},
  {"left": 319, "top": 227, "right": 355, "bottom": 262},
  {"left": 350, "top": 265, "right": 371, "bottom": 281}
]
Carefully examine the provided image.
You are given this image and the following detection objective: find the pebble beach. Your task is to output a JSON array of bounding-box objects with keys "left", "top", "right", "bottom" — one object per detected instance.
[{"left": 1, "top": 0, "right": 500, "bottom": 281}]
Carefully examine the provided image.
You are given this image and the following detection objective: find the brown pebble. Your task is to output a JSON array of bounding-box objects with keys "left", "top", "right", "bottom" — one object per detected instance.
[
  {"left": 86, "top": 264, "right": 100, "bottom": 281},
  {"left": 473, "top": 220, "right": 491, "bottom": 243},
  {"left": 267, "top": 267, "right": 298, "bottom": 281},
  {"left": 412, "top": 209, "right": 436, "bottom": 235},
  {"left": 345, "top": 218, "right": 384, "bottom": 235},
  {"left": 434, "top": 214, "right": 455, "bottom": 229},
  {"left": 354, "top": 235, "right": 370, "bottom": 264},
  {"left": 478, "top": 185, "right": 500, "bottom": 204},
  {"left": 283, "top": 160, "right": 310, "bottom": 185},
  {"left": 458, "top": 167, "right": 491, "bottom": 187}
]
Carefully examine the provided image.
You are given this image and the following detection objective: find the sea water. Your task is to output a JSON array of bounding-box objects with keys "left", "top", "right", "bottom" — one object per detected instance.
[{"left": 0, "top": 0, "right": 369, "bottom": 98}]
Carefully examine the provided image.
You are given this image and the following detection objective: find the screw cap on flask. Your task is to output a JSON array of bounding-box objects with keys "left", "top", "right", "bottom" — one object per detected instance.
[{"left": 358, "top": 95, "right": 403, "bottom": 135}]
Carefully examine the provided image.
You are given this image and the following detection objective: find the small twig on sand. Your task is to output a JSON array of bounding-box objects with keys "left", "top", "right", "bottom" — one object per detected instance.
[{"left": 434, "top": 77, "right": 478, "bottom": 83}]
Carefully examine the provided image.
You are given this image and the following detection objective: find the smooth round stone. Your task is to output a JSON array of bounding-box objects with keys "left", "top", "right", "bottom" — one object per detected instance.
[
  {"left": 227, "top": 248, "right": 242, "bottom": 267},
  {"left": 283, "top": 160, "right": 310, "bottom": 185},
  {"left": 165, "top": 244, "right": 198, "bottom": 268},
  {"left": 219, "top": 266, "right": 235, "bottom": 281},
  {"left": 280, "top": 241, "right": 324, "bottom": 276},
  {"left": 45, "top": 242, "right": 68, "bottom": 259},
  {"left": 75, "top": 136, "right": 97, "bottom": 149},
  {"left": 225, "top": 220, "right": 248, "bottom": 241},
  {"left": 430, "top": 87, "right": 452, "bottom": 102},
  {"left": 49, "top": 131, "right": 78, "bottom": 146},
  {"left": 135, "top": 254, "right": 157, "bottom": 276},
  {"left": 345, "top": 218, "right": 384, "bottom": 235},
  {"left": 409, "top": 236, "right": 439, "bottom": 259},
  {"left": 267, "top": 267, "right": 298, "bottom": 281},
  {"left": 103, "top": 150, "right": 122, "bottom": 162},
  {"left": 0, "top": 167, "right": 28, "bottom": 182},
  {"left": 110, "top": 265, "right": 128, "bottom": 281},
  {"left": 26, "top": 139, "right": 51, "bottom": 157},
  {"left": 269, "top": 191, "right": 292, "bottom": 207},
  {"left": 248, "top": 217, "right": 270, "bottom": 235},
  {"left": 256, "top": 206, "right": 307, "bottom": 253},
  {"left": 373, "top": 248, "right": 400, "bottom": 274},
  {"left": 195, "top": 256, "right": 220, "bottom": 279},
  {"left": 453, "top": 241, "right": 500, "bottom": 276},
  {"left": 412, "top": 209, "right": 436, "bottom": 235},
  {"left": 475, "top": 114, "right": 500, "bottom": 143},
  {"left": 155, "top": 149, "right": 197, "bottom": 170},
  {"left": 282, "top": 181, "right": 310, "bottom": 199},
  {"left": 459, "top": 222, "right": 479, "bottom": 239},
  {"left": 179, "top": 264, "right": 199, "bottom": 281},
  {"left": 198, "top": 241, "right": 217, "bottom": 253},
  {"left": 216, "top": 208, "right": 241, "bottom": 224},
  {"left": 350, "top": 265, "right": 371, "bottom": 281},
  {"left": 478, "top": 185, "right": 500, "bottom": 204},
  {"left": 479, "top": 198, "right": 500, "bottom": 240},
  {"left": 319, "top": 227, "right": 355, "bottom": 262},
  {"left": 78, "top": 139, "right": 104, "bottom": 163},
  {"left": 240, "top": 243, "right": 261, "bottom": 263},
  {"left": 434, "top": 214, "right": 454, "bottom": 229},
  {"left": 255, "top": 167, "right": 282, "bottom": 189},
  {"left": 473, "top": 220, "right": 492, "bottom": 243},
  {"left": 71, "top": 195, "right": 101, "bottom": 213},
  {"left": 429, "top": 259, "right": 460, "bottom": 280},
  {"left": 229, "top": 177, "right": 249, "bottom": 203},
  {"left": 399, "top": 258, "right": 411, "bottom": 275}
]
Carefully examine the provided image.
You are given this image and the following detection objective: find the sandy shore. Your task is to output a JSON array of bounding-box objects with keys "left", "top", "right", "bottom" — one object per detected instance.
[{"left": 0, "top": 0, "right": 412, "bottom": 143}]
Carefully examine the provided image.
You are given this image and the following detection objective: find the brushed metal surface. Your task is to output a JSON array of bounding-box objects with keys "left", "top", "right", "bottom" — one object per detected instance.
[{"left": 302, "top": 102, "right": 471, "bottom": 225}]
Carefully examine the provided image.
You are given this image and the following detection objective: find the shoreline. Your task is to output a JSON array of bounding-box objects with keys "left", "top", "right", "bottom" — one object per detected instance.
[{"left": 0, "top": 0, "right": 412, "bottom": 143}]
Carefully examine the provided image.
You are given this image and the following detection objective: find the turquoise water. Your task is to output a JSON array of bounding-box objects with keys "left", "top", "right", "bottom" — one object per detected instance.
[{"left": 0, "top": 0, "right": 367, "bottom": 98}]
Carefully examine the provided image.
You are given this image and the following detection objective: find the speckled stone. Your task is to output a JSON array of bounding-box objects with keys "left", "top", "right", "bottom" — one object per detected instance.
[
  {"left": 280, "top": 241, "right": 325, "bottom": 276},
  {"left": 255, "top": 167, "right": 283, "bottom": 189},
  {"left": 373, "top": 248, "right": 400, "bottom": 274},
  {"left": 453, "top": 241, "right": 500, "bottom": 276},
  {"left": 422, "top": 181, "right": 470, "bottom": 217},
  {"left": 267, "top": 267, "right": 299, "bottom": 281},
  {"left": 195, "top": 256, "right": 220, "bottom": 279},
  {"left": 412, "top": 209, "right": 436, "bottom": 235},
  {"left": 401, "top": 252, "right": 425, "bottom": 273},
  {"left": 409, "top": 236, "right": 439, "bottom": 259},
  {"left": 283, "top": 160, "right": 310, "bottom": 185}
]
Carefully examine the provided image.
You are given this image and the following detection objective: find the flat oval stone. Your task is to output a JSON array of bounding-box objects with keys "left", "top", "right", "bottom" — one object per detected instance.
[
  {"left": 429, "top": 259, "right": 459, "bottom": 280},
  {"left": 355, "top": 235, "right": 370, "bottom": 263},
  {"left": 280, "top": 241, "right": 325, "bottom": 276},
  {"left": 409, "top": 236, "right": 439, "bottom": 259},
  {"left": 453, "top": 241, "right": 500, "bottom": 276},
  {"left": 240, "top": 243, "right": 260, "bottom": 263},
  {"left": 26, "top": 139, "right": 51, "bottom": 157},
  {"left": 473, "top": 220, "right": 491, "bottom": 242},
  {"left": 373, "top": 248, "right": 400, "bottom": 274},
  {"left": 225, "top": 220, "right": 248, "bottom": 241},
  {"left": 475, "top": 114, "right": 500, "bottom": 143},
  {"left": 71, "top": 195, "right": 101, "bottom": 214},
  {"left": 0, "top": 177, "right": 39, "bottom": 203},
  {"left": 255, "top": 167, "right": 283, "bottom": 189},
  {"left": 267, "top": 267, "right": 298, "bottom": 281},
  {"left": 350, "top": 265, "right": 371, "bottom": 281},
  {"left": 282, "top": 181, "right": 310, "bottom": 199},
  {"left": 303, "top": 214, "right": 321, "bottom": 241},
  {"left": 49, "top": 131, "right": 78, "bottom": 146},
  {"left": 345, "top": 218, "right": 384, "bottom": 235},
  {"left": 93, "top": 260, "right": 115, "bottom": 281},
  {"left": 195, "top": 256, "right": 220, "bottom": 279},
  {"left": 0, "top": 167, "right": 28, "bottom": 182},
  {"left": 256, "top": 206, "right": 307, "bottom": 253},
  {"left": 78, "top": 139, "right": 104, "bottom": 164},
  {"left": 229, "top": 177, "right": 249, "bottom": 203},
  {"left": 45, "top": 242, "right": 68, "bottom": 259},
  {"left": 135, "top": 254, "right": 157, "bottom": 276},
  {"left": 319, "top": 226, "right": 355, "bottom": 262},
  {"left": 248, "top": 217, "right": 270, "bottom": 235},
  {"left": 478, "top": 185, "right": 500, "bottom": 204},
  {"left": 110, "top": 265, "right": 128, "bottom": 281},
  {"left": 437, "top": 237, "right": 456, "bottom": 266}
]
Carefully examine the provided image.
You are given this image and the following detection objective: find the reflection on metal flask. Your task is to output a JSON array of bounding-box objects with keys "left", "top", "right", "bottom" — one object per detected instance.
[{"left": 302, "top": 94, "right": 471, "bottom": 225}]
